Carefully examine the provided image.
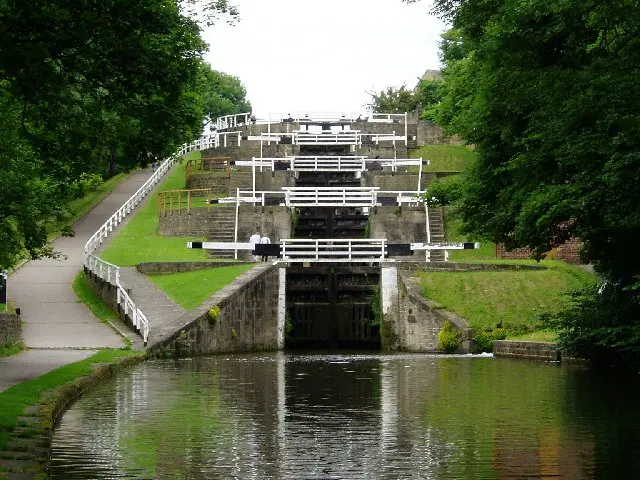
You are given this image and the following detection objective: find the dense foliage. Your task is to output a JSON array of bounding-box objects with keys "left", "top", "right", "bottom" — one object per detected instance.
[
  {"left": 0, "top": 0, "right": 249, "bottom": 270},
  {"left": 412, "top": 0, "right": 640, "bottom": 367},
  {"left": 367, "top": 79, "right": 442, "bottom": 115}
]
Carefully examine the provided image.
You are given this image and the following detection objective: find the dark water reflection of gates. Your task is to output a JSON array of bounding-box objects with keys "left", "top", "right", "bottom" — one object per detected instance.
[{"left": 49, "top": 354, "right": 640, "bottom": 479}]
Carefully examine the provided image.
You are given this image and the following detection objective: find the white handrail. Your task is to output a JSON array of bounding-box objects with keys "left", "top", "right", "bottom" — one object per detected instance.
[
  {"left": 84, "top": 133, "right": 217, "bottom": 345},
  {"left": 280, "top": 238, "right": 387, "bottom": 263}
]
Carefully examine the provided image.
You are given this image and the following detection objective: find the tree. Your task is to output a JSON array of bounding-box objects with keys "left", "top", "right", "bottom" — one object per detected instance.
[
  {"left": 422, "top": 0, "right": 640, "bottom": 367},
  {"left": 198, "top": 63, "right": 252, "bottom": 127},
  {"left": 0, "top": 0, "right": 243, "bottom": 270},
  {"left": 366, "top": 84, "right": 420, "bottom": 114}
]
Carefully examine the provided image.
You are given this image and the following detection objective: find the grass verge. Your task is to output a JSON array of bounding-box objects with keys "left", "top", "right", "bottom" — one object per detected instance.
[
  {"left": 0, "top": 338, "right": 23, "bottom": 358},
  {"left": 148, "top": 264, "right": 255, "bottom": 310},
  {"left": 0, "top": 349, "right": 142, "bottom": 451},
  {"left": 99, "top": 152, "right": 215, "bottom": 266},
  {"left": 418, "top": 261, "right": 595, "bottom": 333},
  {"left": 72, "top": 271, "right": 119, "bottom": 323},
  {"left": 445, "top": 215, "right": 497, "bottom": 261},
  {"left": 409, "top": 144, "right": 476, "bottom": 172}
]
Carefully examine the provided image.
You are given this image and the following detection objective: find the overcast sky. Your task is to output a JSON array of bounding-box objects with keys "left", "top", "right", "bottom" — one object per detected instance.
[{"left": 201, "top": 0, "right": 447, "bottom": 118}]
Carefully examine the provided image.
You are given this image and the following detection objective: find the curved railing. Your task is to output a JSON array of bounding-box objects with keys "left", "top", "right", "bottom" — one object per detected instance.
[{"left": 83, "top": 136, "right": 216, "bottom": 345}]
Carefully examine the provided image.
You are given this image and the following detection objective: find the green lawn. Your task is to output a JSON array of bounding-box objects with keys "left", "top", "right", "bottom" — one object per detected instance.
[
  {"left": 409, "top": 145, "right": 476, "bottom": 172},
  {"left": 445, "top": 215, "right": 497, "bottom": 261},
  {"left": 0, "top": 349, "right": 142, "bottom": 451},
  {"left": 100, "top": 152, "right": 219, "bottom": 265},
  {"left": 148, "top": 264, "right": 255, "bottom": 310},
  {"left": 418, "top": 261, "right": 595, "bottom": 333},
  {"left": 72, "top": 271, "right": 119, "bottom": 323}
]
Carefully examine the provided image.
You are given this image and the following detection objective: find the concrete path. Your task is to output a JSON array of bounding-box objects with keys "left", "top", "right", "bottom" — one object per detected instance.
[
  {"left": 118, "top": 267, "right": 186, "bottom": 346},
  {"left": 0, "top": 168, "right": 154, "bottom": 392}
]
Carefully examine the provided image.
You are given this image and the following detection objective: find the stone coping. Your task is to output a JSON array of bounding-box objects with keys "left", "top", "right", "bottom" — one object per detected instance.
[{"left": 136, "top": 261, "right": 252, "bottom": 275}]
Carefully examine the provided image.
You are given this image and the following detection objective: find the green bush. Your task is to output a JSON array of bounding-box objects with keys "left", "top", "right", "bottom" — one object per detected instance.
[
  {"left": 473, "top": 328, "right": 507, "bottom": 353},
  {"left": 208, "top": 305, "right": 221, "bottom": 326},
  {"left": 438, "top": 320, "right": 462, "bottom": 353}
]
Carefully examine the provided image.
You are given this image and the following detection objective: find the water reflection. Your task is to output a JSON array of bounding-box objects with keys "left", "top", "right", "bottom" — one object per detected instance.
[{"left": 50, "top": 354, "right": 640, "bottom": 479}]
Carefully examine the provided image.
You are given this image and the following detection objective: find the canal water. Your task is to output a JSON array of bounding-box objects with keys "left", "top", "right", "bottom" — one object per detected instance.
[{"left": 49, "top": 353, "right": 640, "bottom": 479}]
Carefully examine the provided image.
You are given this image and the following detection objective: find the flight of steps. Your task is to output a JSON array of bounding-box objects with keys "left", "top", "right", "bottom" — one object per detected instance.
[
  {"left": 207, "top": 206, "right": 236, "bottom": 259},
  {"left": 427, "top": 206, "right": 446, "bottom": 262},
  {"left": 407, "top": 123, "right": 418, "bottom": 149},
  {"left": 228, "top": 171, "right": 252, "bottom": 194}
]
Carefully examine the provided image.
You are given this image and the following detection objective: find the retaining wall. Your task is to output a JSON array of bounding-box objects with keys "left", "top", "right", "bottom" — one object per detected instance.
[
  {"left": 153, "top": 263, "right": 282, "bottom": 356},
  {"left": 380, "top": 265, "right": 473, "bottom": 352},
  {"left": 417, "top": 121, "right": 464, "bottom": 146},
  {"left": 136, "top": 261, "right": 251, "bottom": 275},
  {"left": 493, "top": 340, "right": 560, "bottom": 361},
  {"left": 369, "top": 206, "right": 427, "bottom": 244},
  {"left": 0, "top": 312, "right": 22, "bottom": 345}
]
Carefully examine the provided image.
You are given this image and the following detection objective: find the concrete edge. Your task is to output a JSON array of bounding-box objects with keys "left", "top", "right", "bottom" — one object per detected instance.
[{"left": 0, "top": 353, "right": 146, "bottom": 479}]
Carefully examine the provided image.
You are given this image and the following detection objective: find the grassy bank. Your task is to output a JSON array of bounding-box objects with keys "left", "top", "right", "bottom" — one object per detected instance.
[
  {"left": 72, "top": 271, "right": 119, "bottom": 323},
  {"left": 418, "top": 261, "right": 595, "bottom": 335},
  {"left": 100, "top": 152, "right": 213, "bottom": 265},
  {"left": 0, "top": 349, "right": 142, "bottom": 452},
  {"left": 149, "top": 264, "right": 255, "bottom": 310},
  {"left": 409, "top": 145, "right": 476, "bottom": 172}
]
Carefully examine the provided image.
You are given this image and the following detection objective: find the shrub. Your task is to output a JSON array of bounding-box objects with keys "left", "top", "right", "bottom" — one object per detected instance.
[
  {"left": 473, "top": 328, "right": 507, "bottom": 353},
  {"left": 438, "top": 320, "right": 461, "bottom": 353},
  {"left": 208, "top": 305, "right": 221, "bottom": 326}
]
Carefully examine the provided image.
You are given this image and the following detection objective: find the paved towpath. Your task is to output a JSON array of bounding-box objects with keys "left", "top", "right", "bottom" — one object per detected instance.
[{"left": 0, "top": 168, "right": 154, "bottom": 392}]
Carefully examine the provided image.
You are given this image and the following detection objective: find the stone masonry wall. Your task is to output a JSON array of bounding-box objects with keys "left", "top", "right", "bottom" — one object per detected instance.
[
  {"left": 369, "top": 206, "right": 427, "bottom": 244},
  {"left": 158, "top": 208, "right": 216, "bottom": 237},
  {"left": 157, "top": 206, "right": 291, "bottom": 242},
  {"left": 136, "top": 261, "right": 251, "bottom": 275},
  {"left": 417, "top": 120, "right": 464, "bottom": 146},
  {"left": 153, "top": 263, "right": 281, "bottom": 355},
  {"left": 497, "top": 238, "right": 583, "bottom": 264},
  {"left": 382, "top": 268, "right": 472, "bottom": 352},
  {"left": 493, "top": 340, "right": 560, "bottom": 361},
  {"left": 237, "top": 206, "right": 291, "bottom": 243},
  {"left": 0, "top": 312, "right": 22, "bottom": 345}
]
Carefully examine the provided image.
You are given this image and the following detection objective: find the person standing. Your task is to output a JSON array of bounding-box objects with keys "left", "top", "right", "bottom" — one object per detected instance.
[
  {"left": 249, "top": 231, "right": 261, "bottom": 261},
  {"left": 259, "top": 234, "right": 271, "bottom": 261}
]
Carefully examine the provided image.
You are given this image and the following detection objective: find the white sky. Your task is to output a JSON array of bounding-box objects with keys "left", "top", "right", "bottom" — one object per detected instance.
[{"left": 201, "top": 0, "right": 447, "bottom": 118}]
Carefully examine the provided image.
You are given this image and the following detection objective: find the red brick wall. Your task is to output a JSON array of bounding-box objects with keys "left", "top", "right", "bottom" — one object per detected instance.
[{"left": 496, "top": 238, "right": 583, "bottom": 264}]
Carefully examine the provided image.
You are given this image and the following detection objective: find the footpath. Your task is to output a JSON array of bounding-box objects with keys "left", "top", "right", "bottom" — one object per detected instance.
[{"left": 0, "top": 168, "right": 154, "bottom": 392}]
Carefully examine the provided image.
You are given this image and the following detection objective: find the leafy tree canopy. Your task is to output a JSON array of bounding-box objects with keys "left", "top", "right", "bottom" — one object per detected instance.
[
  {"left": 0, "top": 0, "right": 248, "bottom": 270},
  {"left": 414, "top": 0, "right": 640, "bottom": 367},
  {"left": 198, "top": 63, "right": 251, "bottom": 127}
]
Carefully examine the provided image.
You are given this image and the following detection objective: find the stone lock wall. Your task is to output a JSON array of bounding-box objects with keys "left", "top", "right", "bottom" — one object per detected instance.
[
  {"left": 416, "top": 120, "right": 464, "bottom": 146},
  {"left": 369, "top": 206, "right": 427, "bottom": 244},
  {"left": 380, "top": 266, "right": 473, "bottom": 353},
  {"left": 0, "top": 312, "right": 22, "bottom": 346},
  {"left": 154, "top": 264, "right": 281, "bottom": 355},
  {"left": 158, "top": 208, "right": 217, "bottom": 237},
  {"left": 237, "top": 206, "right": 291, "bottom": 243},
  {"left": 493, "top": 340, "right": 560, "bottom": 361}
]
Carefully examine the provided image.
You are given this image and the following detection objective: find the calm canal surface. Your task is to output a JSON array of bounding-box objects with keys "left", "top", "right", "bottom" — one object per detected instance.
[{"left": 50, "top": 353, "right": 640, "bottom": 479}]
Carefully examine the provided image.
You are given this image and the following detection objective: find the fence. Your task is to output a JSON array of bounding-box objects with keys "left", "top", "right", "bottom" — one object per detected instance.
[
  {"left": 215, "top": 113, "right": 250, "bottom": 131},
  {"left": 185, "top": 157, "right": 232, "bottom": 180},
  {"left": 84, "top": 131, "right": 219, "bottom": 345},
  {"left": 281, "top": 239, "right": 388, "bottom": 263}
]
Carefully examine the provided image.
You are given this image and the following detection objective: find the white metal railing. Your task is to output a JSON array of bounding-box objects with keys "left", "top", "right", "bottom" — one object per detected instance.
[
  {"left": 254, "top": 131, "right": 406, "bottom": 147},
  {"left": 281, "top": 239, "right": 388, "bottom": 263},
  {"left": 215, "top": 113, "right": 250, "bottom": 131},
  {"left": 295, "top": 132, "right": 360, "bottom": 146},
  {"left": 270, "top": 111, "right": 363, "bottom": 123},
  {"left": 214, "top": 187, "right": 424, "bottom": 208},
  {"left": 369, "top": 113, "right": 408, "bottom": 123},
  {"left": 84, "top": 133, "right": 217, "bottom": 345},
  {"left": 235, "top": 156, "right": 424, "bottom": 174}
]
